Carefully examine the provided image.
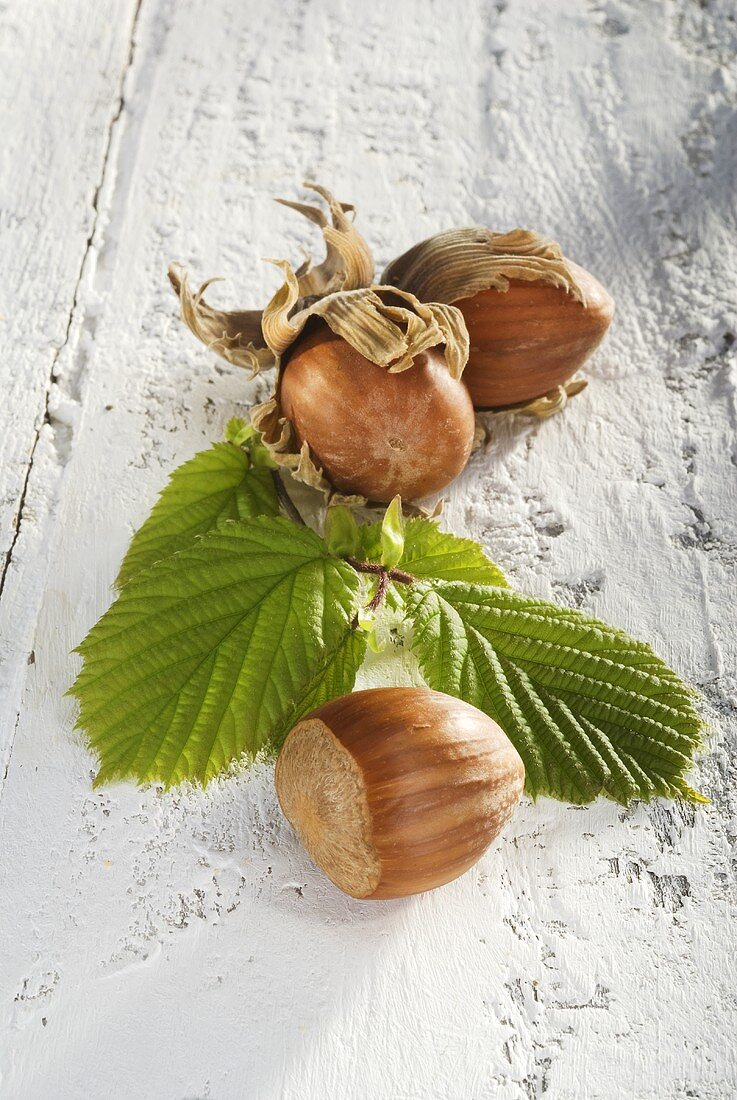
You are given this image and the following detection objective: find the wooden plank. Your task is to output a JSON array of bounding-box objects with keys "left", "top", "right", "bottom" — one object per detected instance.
[
  {"left": 0, "top": 0, "right": 142, "bottom": 568},
  {"left": 0, "top": 0, "right": 141, "bottom": 762},
  {"left": 0, "top": 0, "right": 735, "bottom": 1096}
]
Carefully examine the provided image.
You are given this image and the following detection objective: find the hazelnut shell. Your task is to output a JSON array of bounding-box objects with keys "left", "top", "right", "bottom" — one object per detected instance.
[
  {"left": 275, "top": 687, "right": 525, "bottom": 899},
  {"left": 279, "top": 326, "right": 476, "bottom": 502},
  {"left": 459, "top": 263, "right": 614, "bottom": 408}
]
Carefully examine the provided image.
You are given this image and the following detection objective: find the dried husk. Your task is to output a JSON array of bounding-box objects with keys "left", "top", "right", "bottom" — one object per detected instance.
[
  {"left": 168, "top": 266, "right": 272, "bottom": 373},
  {"left": 509, "top": 377, "right": 588, "bottom": 418},
  {"left": 382, "top": 228, "right": 591, "bottom": 417},
  {"left": 168, "top": 182, "right": 374, "bottom": 374},
  {"left": 473, "top": 377, "right": 589, "bottom": 451},
  {"left": 274, "top": 181, "right": 374, "bottom": 298},
  {"left": 259, "top": 261, "right": 468, "bottom": 376},
  {"left": 381, "top": 227, "right": 588, "bottom": 307},
  {"left": 250, "top": 265, "right": 471, "bottom": 506}
]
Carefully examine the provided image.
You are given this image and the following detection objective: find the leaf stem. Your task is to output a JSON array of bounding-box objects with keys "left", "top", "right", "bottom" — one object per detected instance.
[
  {"left": 346, "top": 557, "right": 414, "bottom": 614},
  {"left": 346, "top": 558, "right": 415, "bottom": 586},
  {"left": 271, "top": 469, "right": 307, "bottom": 526}
]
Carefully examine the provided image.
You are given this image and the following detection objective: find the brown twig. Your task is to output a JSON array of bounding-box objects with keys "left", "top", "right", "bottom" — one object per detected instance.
[{"left": 345, "top": 558, "right": 414, "bottom": 586}]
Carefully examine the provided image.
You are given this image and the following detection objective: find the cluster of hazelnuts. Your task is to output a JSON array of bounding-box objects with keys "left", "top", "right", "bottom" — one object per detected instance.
[
  {"left": 170, "top": 183, "right": 614, "bottom": 899},
  {"left": 171, "top": 181, "right": 613, "bottom": 508}
]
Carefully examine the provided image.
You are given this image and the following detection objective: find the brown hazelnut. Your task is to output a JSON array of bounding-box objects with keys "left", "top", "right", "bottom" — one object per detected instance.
[
  {"left": 279, "top": 325, "right": 476, "bottom": 503},
  {"left": 275, "top": 687, "right": 524, "bottom": 899},
  {"left": 458, "top": 263, "right": 614, "bottom": 408},
  {"left": 382, "top": 228, "right": 614, "bottom": 410}
]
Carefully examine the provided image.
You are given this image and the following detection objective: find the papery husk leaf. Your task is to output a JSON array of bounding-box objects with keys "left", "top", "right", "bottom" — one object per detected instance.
[
  {"left": 168, "top": 265, "right": 273, "bottom": 374},
  {"left": 275, "top": 181, "right": 374, "bottom": 296},
  {"left": 168, "top": 182, "right": 374, "bottom": 373},
  {"left": 251, "top": 269, "right": 470, "bottom": 506},
  {"left": 261, "top": 274, "right": 469, "bottom": 379},
  {"left": 249, "top": 397, "right": 364, "bottom": 506},
  {"left": 515, "top": 377, "right": 589, "bottom": 418},
  {"left": 474, "top": 378, "right": 590, "bottom": 445},
  {"left": 260, "top": 260, "right": 302, "bottom": 357},
  {"left": 381, "top": 227, "right": 588, "bottom": 308}
]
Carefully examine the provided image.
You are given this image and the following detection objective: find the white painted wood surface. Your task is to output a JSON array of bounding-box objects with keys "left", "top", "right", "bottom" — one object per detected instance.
[{"left": 1, "top": 1, "right": 735, "bottom": 1096}]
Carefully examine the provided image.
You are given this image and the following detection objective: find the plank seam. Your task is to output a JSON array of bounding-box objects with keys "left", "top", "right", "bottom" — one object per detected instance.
[{"left": 0, "top": 0, "right": 145, "bottom": 797}]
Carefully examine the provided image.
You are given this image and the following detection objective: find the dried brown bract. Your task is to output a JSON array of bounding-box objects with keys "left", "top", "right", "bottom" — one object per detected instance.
[{"left": 168, "top": 181, "right": 375, "bottom": 374}]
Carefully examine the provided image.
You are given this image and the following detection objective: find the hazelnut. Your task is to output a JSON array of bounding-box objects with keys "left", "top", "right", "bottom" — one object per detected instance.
[
  {"left": 382, "top": 227, "right": 614, "bottom": 410},
  {"left": 279, "top": 325, "right": 476, "bottom": 502},
  {"left": 275, "top": 687, "right": 524, "bottom": 899},
  {"left": 458, "top": 264, "right": 614, "bottom": 408}
]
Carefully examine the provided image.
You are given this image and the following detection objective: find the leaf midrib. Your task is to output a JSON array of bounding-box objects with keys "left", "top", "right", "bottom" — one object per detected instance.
[
  {"left": 82, "top": 552, "right": 325, "bottom": 658},
  {"left": 163, "top": 568, "right": 301, "bottom": 784},
  {"left": 90, "top": 558, "right": 354, "bottom": 784}
]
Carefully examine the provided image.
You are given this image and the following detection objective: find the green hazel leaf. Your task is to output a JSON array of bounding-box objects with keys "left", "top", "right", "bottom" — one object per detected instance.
[
  {"left": 404, "top": 580, "right": 702, "bottom": 805},
  {"left": 358, "top": 516, "right": 508, "bottom": 587},
  {"left": 380, "top": 496, "right": 405, "bottom": 569},
  {"left": 116, "top": 441, "right": 279, "bottom": 586},
  {"left": 71, "top": 517, "right": 365, "bottom": 787}
]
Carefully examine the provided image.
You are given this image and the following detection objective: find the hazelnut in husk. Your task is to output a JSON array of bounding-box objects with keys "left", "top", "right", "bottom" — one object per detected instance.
[
  {"left": 275, "top": 687, "right": 525, "bottom": 899},
  {"left": 168, "top": 181, "right": 475, "bottom": 505},
  {"left": 251, "top": 269, "right": 475, "bottom": 505},
  {"left": 382, "top": 227, "right": 614, "bottom": 412},
  {"left": 279, "top": 322, "right": 475, "bottom": 502}
]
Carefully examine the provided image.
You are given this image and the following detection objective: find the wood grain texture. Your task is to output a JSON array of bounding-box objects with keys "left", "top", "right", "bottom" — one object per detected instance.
[
  {"left": 0, "top": 0, "right": 141, "bottom": 769},
  {"left": 0, "top": 1, "right": 736, "bottom": 1097}
]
